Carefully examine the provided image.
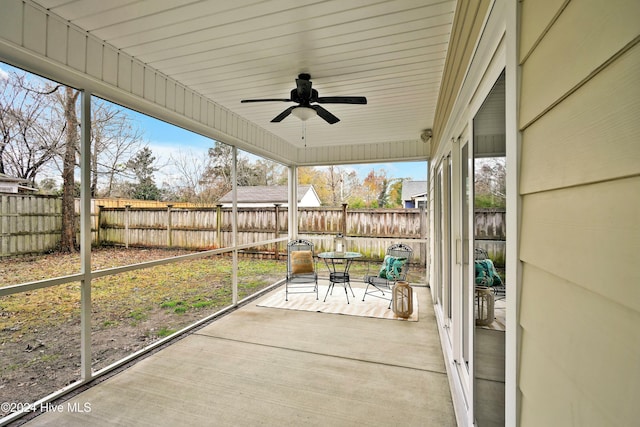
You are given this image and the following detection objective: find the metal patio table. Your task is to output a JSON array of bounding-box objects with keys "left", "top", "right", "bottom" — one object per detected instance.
[{"left": 317, "top": 251, "right": 363, "bottom": 304}]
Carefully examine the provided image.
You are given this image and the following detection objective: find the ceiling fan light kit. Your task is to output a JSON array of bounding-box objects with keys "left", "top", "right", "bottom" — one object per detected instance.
[
  {"left": 291, "top": 106, "right": 317, "bottom": 121},
  {"left": 241, "top": 73, "right": 367, "bottom": 124}
]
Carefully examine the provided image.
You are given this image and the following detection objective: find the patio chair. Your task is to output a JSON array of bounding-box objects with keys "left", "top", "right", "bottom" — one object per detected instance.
[
  {"left": 286, "top": 239, "right": 318, "bottom": 301},
  {"left": 474, "top": 248, "right": 505, "bottom": 300},
  {"left": 363, "top": 243, "right": 413, "bottom": 308}
]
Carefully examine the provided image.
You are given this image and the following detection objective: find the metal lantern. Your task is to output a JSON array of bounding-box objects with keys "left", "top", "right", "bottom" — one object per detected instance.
[
  {"left": 334, "top": 233, "right": 345, "bottom": 254},
  {"left": 392, "top": 281, "right": 414, "bottom": 318},
  {"left": 475, "top": 286, "right": 495, "bottom": 326}
]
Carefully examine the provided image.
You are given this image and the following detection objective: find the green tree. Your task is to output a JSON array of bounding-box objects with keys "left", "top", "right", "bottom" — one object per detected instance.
[
  {"left": 38, "top": 177, "right": 59, "bottom": 194},
  {"left": 198, "top": 142, "right": 286, "bottom": 202},
  {"left": 388, "top": 179, "right": 404, "bottom": 207},
  {"left": 377, "top": 177, "right": 390, "bottom": 207},
  {"left": 361, "top": 169, "right": 388, "bottom": 208},
  {"left": 127, "top": 146, "right": 161, "bottom": 200}
]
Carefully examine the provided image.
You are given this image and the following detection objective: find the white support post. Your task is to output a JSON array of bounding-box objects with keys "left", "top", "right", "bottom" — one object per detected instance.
[
  {"left": 288, "top": 166, "right": 298, "bottom": 240},
  {"left": 80, "top": 90, "right": 92, "bottom": 382},
  {"left": 505, "top": 1, "right": 523, "bottom": 425},
  {"left": 231, "top": 146, "right": 238, "bottom": 306}
]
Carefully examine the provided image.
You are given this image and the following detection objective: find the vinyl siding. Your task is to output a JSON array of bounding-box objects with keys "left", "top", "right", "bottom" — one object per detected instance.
[
  {"left": 520, "top": 44, "right": 640, "bottom": 193},
  {"left": 518, "top": 0, "right": 640, "bottom": 425},
  {"left": 519, "top": 0, "right": 566, "bottom": 60},
  {"left": 519, "top": 0, "right": 640, "bottom": 128},
  {"left": 519, "top": 264, "right": 640, "bottom": 426},
  {"left": 431, "top": 0, "right": 491, "bottom": 151}
]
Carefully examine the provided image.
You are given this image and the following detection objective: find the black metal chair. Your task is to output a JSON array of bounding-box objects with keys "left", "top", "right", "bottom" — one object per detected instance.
[
  {"left": 286, "top": 239, "right": 318, "bottom": 301},
  {"left": 363, "top": 243, "right": 413, "bottom": 308}
]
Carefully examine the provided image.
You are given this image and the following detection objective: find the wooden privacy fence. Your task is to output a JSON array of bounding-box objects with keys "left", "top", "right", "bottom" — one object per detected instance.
[
  {"left": 1, "top": 194, "right": 506, "bottom": 265},
  {"left": 97, "top": 204, "right": 429, "bottom": 263},
  {"left": 474, "top": 208, "right": 506, "bottom": 266},
  {"left": 0, "top": 194, "right": 62, "bottom": 256}
]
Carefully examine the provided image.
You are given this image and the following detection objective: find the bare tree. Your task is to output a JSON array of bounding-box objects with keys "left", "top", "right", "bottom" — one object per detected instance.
[
  {"left": 1, "top": 66, "right": 153, "bottom": 251},
  {"left": 59, "top": 86, "right": 80, "bottom": 252},
  {"left": 475, "top": 157, "right": 506, "bottom": 208},
  {"left": 90, "top": 101, "right": 144, "bottom": 197},
  {"left": 167, "top": 149, "right": 211, "bottom": 203},
  {"left": 0, "top": 71, "right": 65, "bottom": 184},
  {"left": 326, "top": 165, "right": 342, "bottom": 206},
  {"left": 1, "top": 69, "right": 78, "bottom": 251},
  {"left": 324, "top": 166, "right": 357, "bottom": 206},
  {"left": 253, "top": 158, "right": 286, "bottom": 186}
]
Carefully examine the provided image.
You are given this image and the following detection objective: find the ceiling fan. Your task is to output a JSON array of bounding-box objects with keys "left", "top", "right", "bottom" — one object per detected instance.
[{"left": 241, "top": 73, "right": 367, "bottom": 124}]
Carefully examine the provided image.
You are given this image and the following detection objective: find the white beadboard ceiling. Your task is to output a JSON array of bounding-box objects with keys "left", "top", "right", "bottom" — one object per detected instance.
[{"left": 32, "top": 0, "right": 455, "bottom": 150}]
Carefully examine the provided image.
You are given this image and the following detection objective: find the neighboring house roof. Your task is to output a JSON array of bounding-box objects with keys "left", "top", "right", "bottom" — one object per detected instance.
[
  {"left": 0, "top": 173, "right": 28, "bottom": 183},
  {"left": 0, "top": 173, "right": 37, "bottom": 193},
  {"left": 401, "top": 180, "right": 428, "bottom": 201},
  {"left": 218, "top": 185, "right": 318, "bottom": 205}
]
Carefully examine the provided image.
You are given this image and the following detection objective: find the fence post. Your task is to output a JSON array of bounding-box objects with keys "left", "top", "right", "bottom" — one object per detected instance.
[
  {"left": 167, "top": 204, "right": 174, "bottom": 248},
  {"left": 341, "top": 203, "right": 348, "bottom": 234},
  {"left": 125, "top": 204, "right": 131, "bottom": 249},
  {"left": 216, "top": 204, "right": 223, "bottom": 248},
  {"left": 97, "top": 205, "right": 103, "bottom": 247},
  {"left": 274, "top": 204, "right": 281, "bottom": 260}
]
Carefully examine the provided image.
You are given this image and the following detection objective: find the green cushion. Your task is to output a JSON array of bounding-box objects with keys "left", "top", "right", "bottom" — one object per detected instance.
[
  {"left": 474, "top": 259, "right": 503, "bottom": 287},
  {"left": 378, "top": 255, "right": 407, "bottom": 280}
]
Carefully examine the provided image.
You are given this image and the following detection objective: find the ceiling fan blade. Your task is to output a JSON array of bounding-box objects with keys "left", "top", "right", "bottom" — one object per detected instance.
[
  {"left": 241, "top": 98, "right": 291, "bottom": 103},
  {"left": 311, "top": 105, "right": 340, "bottom": 124},
  {"left": 316, "top": 96, "right": 367, "bottom": 104},
  {"left": 271, "top": 106, "right": 296, "bottom": 122}
]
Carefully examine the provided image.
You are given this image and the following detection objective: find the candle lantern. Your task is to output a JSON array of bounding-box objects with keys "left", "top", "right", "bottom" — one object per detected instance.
[
  {"left": 475, "top": 286, "right": 495, "bottom": 326},
  {"left": 392, "top": 281, "right": 414, "bottom": 318},
  {"left": 334, "top": 233, "right": 345, "bottom": 255}
]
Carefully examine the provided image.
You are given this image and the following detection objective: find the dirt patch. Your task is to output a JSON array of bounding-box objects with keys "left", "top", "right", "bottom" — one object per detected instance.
[{"left": 0, "top": 248, "right": 283, "bottom": 418}]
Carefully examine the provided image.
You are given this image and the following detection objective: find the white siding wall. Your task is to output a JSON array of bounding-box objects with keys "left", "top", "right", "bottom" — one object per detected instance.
[
  {"left": 299, "top": 190, "right": 321, "bottom": 207},
  {"left": 518, "top": 0, "right": 640, "bottom": 425}
]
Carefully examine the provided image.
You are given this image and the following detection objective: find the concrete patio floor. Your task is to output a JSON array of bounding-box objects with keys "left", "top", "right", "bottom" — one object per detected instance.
[{"left": 22, "top": 282, "right": 456, "bottom": 426}]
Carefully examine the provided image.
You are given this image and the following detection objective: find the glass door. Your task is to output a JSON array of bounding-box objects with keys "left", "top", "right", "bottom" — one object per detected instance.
[
  {"left": 434, "top": 164, "right": 443, "bottom": 306},
  {"left": 461, "top": 140, "right": 472, "bottom": 373},
  {"left": 473, "top": 71, "right": 506, "bottom": 426},
  {"left": 434, "top": 155, "right": 453, "bottom": 342},
  {"left": 453, "top": 137, "right": 474, "bottom": 409},
  {"left": 443, "top": 156, "right": 452, "bottom": 330}
]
